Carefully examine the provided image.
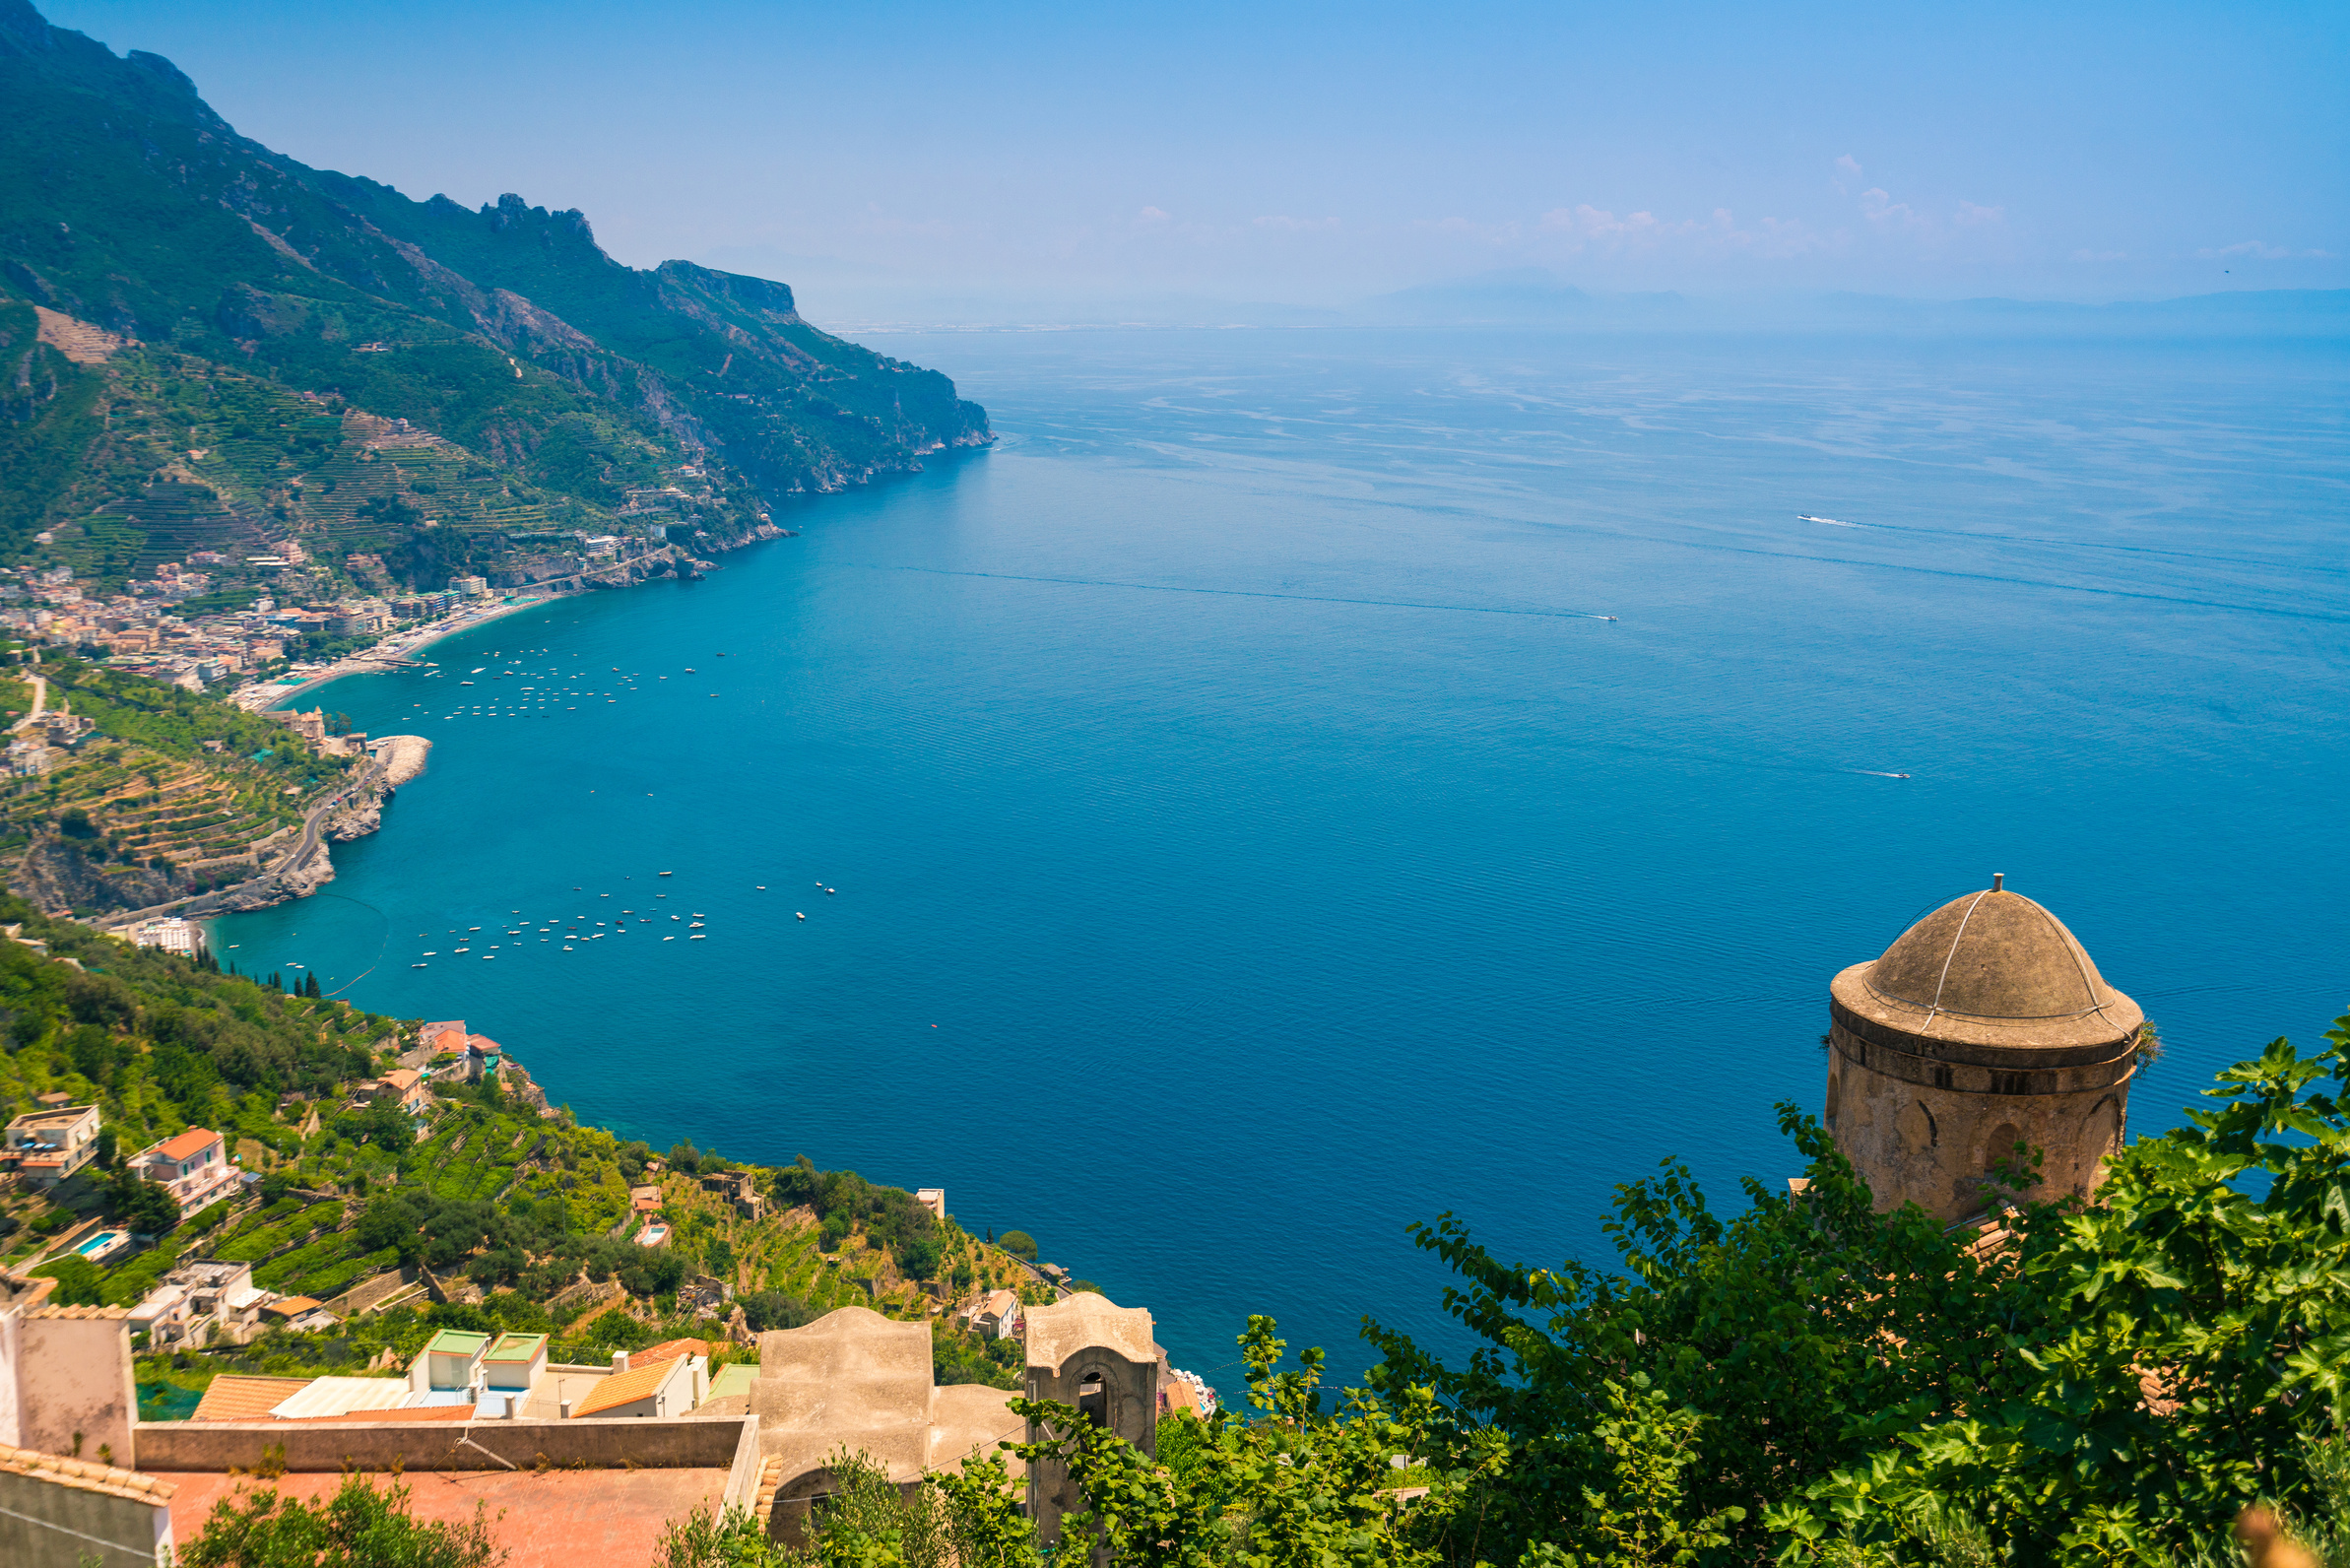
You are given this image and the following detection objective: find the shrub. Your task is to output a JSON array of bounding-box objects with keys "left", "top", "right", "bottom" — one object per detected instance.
[
  {"left": 897, "top": 1236, "right": 941, "bottom": 1280},
  {"left": 32, "top": 1253, "right": 103, "bottom": 1305},
  {"left": 997, "top": 1230, "right": 1037, "bottom": 1262},
  {"left": 179, "top": 1471, "right": 500, "bottom": 1567},
  {"left": 738, "top": 1290, "right": 816, "bottom": 1333}
]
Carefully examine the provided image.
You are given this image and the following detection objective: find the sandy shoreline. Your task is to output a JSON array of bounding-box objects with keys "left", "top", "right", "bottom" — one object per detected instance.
[{"left": 233, "top": 592, "right": 570, "bottom": 712}]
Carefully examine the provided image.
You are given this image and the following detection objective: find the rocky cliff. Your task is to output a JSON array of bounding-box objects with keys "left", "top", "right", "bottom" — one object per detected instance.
[{"left": 0, "top": 0, "right": 990, "bottom": 574}]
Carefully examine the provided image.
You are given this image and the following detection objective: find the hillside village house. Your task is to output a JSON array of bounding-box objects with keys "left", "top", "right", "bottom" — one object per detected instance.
[
  {"left": 126, "top": 1261, "right": 264, "bottom": 1350},
  {"left": 126, "top": 1129, "right": 239, "bottom": 1219},
  {"left": 960, "top": 1287, "right": 1022, "bottom": 1340},
  {"left": 2, "top": 1100, "right": 101, "bottom": 1189},
  {"left": 368, "top": 1070, "right": 429, "bottom": 1116}
]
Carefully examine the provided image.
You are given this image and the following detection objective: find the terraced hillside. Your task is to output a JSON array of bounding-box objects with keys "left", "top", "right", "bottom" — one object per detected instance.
[{"left": 1, "top": 657, "right": 350, "bottom": 911}]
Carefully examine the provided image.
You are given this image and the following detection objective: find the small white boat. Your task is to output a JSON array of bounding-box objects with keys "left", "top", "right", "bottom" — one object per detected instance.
[
  {"left": 690, "top": 935, "right": 706, "bottom": 941},
  {"left": 659, "top": 872, "right": 673, "bottom": 878},
  {"left": 796, "top": 912, "right": 806, "bottom": 921},
  {"left": 663, "top": 936, "right": 674, "bottom": 942},
  {"left": 412, "top": 962, "right": 427, "bottom": 968}
]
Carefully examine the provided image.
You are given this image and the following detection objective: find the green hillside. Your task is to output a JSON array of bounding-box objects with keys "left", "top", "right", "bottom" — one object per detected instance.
[{"left": 0, "top": 0, "right": 989, "bottom": 581}]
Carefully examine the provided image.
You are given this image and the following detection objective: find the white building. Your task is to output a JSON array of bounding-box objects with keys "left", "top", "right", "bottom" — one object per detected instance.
[
  {"left": 126, "top": 1128, "right": 238, "bottom": 1219},
  {"left": 3, "top": 1102, "right": 101, "bottom": 1189},
  {"left": 125, "top": 917, "right": 200, "bottom": 957}
]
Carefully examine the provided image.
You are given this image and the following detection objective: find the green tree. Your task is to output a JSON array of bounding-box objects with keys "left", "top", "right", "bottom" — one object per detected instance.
[
  {"left": 1769, "top": 1013, "right": 2350, "bottom": 1561},
  {"left": 997, "top": 1229, "right": 1036, "bottom": 1262},
  {"left": 32, "top": 1253, "right": 104, "bottom": 1306},
  {"left": 106, "top": 1169, "right": 181, "bottom": 1236}
]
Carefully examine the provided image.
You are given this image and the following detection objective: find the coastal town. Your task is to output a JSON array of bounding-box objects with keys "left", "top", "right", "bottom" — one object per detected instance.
[
  {"left": 2, "top": 462, "right": 737, "bottom": 718},
  {"left": 0, "top": 909, "right": 1213, "bottom": 1566}
]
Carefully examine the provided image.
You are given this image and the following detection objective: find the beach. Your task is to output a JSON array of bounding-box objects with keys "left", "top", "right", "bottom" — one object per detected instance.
[{"left": 229, "top": 592, "right": 571, "bottom": 713}]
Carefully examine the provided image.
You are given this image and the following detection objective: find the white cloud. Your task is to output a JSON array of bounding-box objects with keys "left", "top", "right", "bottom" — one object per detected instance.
[
  {"left": 1954, "top": 201, "right": 2005, "bottom": 229},
  {"left": 1134, "top": 206, "right": 1171, "bottom": 228},
  {"left": 1860, "top": 187, "right": 1922, "bottom": 230},
  {"left": 1832, "top": 155, "right": 1863, "bottom": 195},
  {"left": 1252, "top": 215, "right": 1340, "bottom": 232}
]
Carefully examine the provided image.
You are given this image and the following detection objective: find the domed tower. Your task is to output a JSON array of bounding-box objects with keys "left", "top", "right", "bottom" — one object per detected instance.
[{"left": 1824, "top": 875, "right": 2142, "bottom": 1224}]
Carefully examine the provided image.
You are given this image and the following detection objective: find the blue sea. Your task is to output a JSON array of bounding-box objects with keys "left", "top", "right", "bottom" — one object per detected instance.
[{"left": 213, "top": 327, "right": 2350, "bottom": 1387}]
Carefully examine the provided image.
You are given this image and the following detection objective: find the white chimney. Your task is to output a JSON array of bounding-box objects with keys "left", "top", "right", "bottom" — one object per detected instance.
[
  {"left": 503, "top": 1393, "right": 518, "bottom": 1420},
  {"left": 559, "top": 1399, "right": 572, "bottom": 1419},
  {"left": 612, "top": 1350, "right": 630, "bottom": 1373}
]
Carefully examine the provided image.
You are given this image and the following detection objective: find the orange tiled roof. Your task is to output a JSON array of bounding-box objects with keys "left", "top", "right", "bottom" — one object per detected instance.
[
  {"left": 280, "top": 1405, "right": 470, "bottom": 1424},
  {"left": 155, "top": 1128, "right": 221, "bottom": 1161},
  {"left": 633, "top": 1338, "right": 707, "bottom": 1369},
  {"left": 573, "top": 1356, "right": 685, "bottom": 1416},
  {"left": 192, "top": 1375, "right": 313, "bottom": 1421},
  {"left": 0, "top": 1442, "right": 177, "bottom": 1504}
]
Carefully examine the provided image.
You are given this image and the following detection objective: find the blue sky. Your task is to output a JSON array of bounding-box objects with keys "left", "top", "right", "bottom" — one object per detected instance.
[{"left": 40, "top": 0, "right": 2350, "bottom": 311}]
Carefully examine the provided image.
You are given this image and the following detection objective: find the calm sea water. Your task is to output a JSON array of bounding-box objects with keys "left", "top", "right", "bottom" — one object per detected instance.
[{"left": 214, "top": 328, "right": 2350, "bottom": 1385}]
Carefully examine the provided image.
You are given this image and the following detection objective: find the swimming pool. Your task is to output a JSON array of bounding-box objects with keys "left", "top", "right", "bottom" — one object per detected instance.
[{"left": 74, "top": 1230, "right": 127, "bottom": 1264}]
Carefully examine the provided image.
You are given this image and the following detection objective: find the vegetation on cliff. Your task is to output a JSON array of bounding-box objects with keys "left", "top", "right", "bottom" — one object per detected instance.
[
  {"left": 0, "top": 656, "right": 357, "bottom": 911},
  {"left": 22, "top": 843, "right": 2348, "bottom": 1561},
  {"left": 0, "top": 0, "right": 989, "bottom": 587}
]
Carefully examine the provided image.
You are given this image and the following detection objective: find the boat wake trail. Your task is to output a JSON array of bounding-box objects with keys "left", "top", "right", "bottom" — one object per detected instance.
[
  {"left": 844, "top": 564, "right": 1619, "bottom": 621},
  {"left": 1843, "top": 769, "right": 1913, "bottom": 779},
  {"left": 1797, "top": 514, "right": 1865, "bottom": 528}
]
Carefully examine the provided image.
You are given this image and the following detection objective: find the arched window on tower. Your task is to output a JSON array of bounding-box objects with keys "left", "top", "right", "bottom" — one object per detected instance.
[{"left": 1077, "top": 1371, "right": 1108, "bottom": 1430}]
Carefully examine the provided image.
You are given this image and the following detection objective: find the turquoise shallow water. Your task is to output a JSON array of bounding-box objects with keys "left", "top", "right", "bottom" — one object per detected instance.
[{"left": 214, "top": 328, "right": 2350, "bottom": 1384}]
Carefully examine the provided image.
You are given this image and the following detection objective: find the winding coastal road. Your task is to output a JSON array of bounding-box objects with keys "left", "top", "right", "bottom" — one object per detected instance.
[
  {"left": 7, "top": 675, "right": 47, "bottom": 734},
  {"left": 97, "top": 744, "right": 394, "bottom": 929}
]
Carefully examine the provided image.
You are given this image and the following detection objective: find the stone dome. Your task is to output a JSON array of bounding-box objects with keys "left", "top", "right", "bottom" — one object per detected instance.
[{"left": 1830, "top": 879, "right": 2142, "bottom": 1066}]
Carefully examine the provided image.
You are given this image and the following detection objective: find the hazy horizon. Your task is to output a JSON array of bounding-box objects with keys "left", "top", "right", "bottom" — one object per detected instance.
[{"left": 33, "top": 0, "right": 2347, "bottom": 321}]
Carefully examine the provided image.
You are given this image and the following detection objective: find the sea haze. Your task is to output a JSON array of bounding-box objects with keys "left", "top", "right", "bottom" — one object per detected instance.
[{"left": 212, "top": 327, "right": 2350, "bottom": 1385}]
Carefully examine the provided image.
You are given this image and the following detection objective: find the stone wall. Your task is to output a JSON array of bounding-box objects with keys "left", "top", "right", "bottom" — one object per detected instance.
[
  {"left": 0, "top": 1462, "right": 174, "bottom": 1568},
  {"left": 1826, "top": 1022, "right": 2130, "bottom": 1222},
  {"left": 15, "top": 1310, "right": 138, "bottom": 1470},
  {"left": 135, "top": 1412, "right": 758, "bottom": 1495}
]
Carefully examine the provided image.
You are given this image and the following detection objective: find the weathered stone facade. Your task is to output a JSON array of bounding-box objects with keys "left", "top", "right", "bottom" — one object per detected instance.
[
  {"left": 1022, "top": 1294, "right": 1158, "bottom": 1549},
  {"left": 1824, "top": 877, "right": 2141, "bottom": 1224}
]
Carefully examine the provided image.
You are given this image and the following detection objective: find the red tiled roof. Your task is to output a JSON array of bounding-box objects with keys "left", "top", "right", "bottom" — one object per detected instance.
[
  {"left": 192, "top": 1375, "right": 313, "bottom": 1421},
  {"left": 155, "top": 1128, "right": 221, "bottom": 1161},
  {"left": 572, "top": 1357, "right": 684, "bottom": 1416},
  {"left": 633, "top": 1338, "right": 707, "bottom": 1369}
]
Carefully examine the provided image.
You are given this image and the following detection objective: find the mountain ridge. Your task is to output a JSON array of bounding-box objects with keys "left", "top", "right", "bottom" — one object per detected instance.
[{"left": 0, "top": 0, "right": 988, "bottom": 585}]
